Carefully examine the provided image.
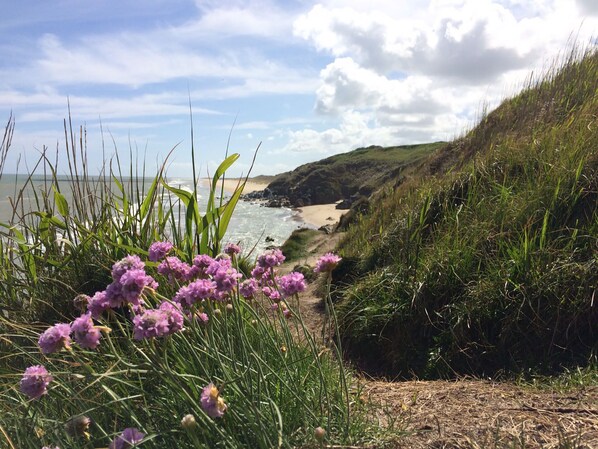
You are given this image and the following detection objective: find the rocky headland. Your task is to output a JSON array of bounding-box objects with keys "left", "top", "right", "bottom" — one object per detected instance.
[{"left": 242, "top": 142, "right": 444, "bottom": 211}]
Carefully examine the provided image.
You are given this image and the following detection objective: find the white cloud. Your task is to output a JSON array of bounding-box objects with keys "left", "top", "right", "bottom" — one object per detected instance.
[
  {"left": 295, "top": 0, "right": 596, "bottom": 81},
  {"left": 29, "top": 33, "right": 296, "bottom": 88},
  {"left": 315, "top": 57, "right": 446, "bottom": 115},
  {"left": 186, "top": 0, "right": 296, "bottom": 39},
  {"left": 295, "top": 1, "right": 537, "bottom": 82},
  {"left": 280, "top": 109, "right": 463, "bottom": 158},
  {"left": 1, "top": 0, "right": 596, "bottom": 178},
  {"left": 285, "top": 0, "right": 597, "bottom": 167},
  {"left": 1, "top": 89, "right": 219, "bottom": 123},
  {"left": 575, "top": 0, "right": 598, "bottom": 15}
]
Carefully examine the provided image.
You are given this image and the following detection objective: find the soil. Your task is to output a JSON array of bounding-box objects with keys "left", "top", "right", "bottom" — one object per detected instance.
[{"left": 282, "top": 230, "right": 598, "bottom": 449}]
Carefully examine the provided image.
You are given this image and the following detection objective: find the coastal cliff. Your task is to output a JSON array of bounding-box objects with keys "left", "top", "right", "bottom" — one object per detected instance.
[{"left": 249, "top": 142, "right": 444, "bottom": 207}]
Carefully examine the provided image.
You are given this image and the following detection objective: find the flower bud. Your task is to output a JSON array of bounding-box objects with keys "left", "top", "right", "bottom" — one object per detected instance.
[
  {"left": 314, "top": 426, "right": 326, "bottom": 442},
  {"left": 65, "top": 415, "right": 91, "bottom": 438},
  {"left": 181, "top": 414, "right": 197, "bottom": 430},
  {"left": 73, "top": 294, "right": 90, "bottom": 311}
]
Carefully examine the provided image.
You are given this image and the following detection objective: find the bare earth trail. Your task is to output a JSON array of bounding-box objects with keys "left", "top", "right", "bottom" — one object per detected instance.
[{"left": 282, "top": 230, "right": 598, "bottom": 449}]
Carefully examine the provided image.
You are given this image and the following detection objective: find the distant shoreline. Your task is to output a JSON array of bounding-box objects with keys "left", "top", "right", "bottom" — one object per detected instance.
[{"left": 212, "top": 177, "right": 344, "bottom": 229}]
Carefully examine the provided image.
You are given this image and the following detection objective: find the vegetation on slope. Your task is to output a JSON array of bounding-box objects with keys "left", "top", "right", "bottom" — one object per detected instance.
[
  {"left": 336, "top": 47, "right": 598, "bottom": 378},
  {"left": 0, "top": 123, "right": 376, "bottom": 449},
  {"left": 266, "top": 142, "right": 444, "bottom": 206}
]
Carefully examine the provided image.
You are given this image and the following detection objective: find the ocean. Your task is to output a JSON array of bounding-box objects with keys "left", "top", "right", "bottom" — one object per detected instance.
[{"left": 0, "top": 174, "right": 305, "bottom": 255}]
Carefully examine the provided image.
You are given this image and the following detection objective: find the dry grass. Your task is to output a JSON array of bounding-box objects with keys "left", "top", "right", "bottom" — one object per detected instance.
[{"left": 362, "top": 379, "right": 597, "bottom": 448}]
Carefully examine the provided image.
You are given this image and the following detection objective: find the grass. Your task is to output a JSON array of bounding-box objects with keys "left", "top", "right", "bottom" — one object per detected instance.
[
  {"left": 335, "top": 45, "right": 598, "bottom": 379},
  {"left": 280, "top": 228, "right": 321, "bottom": 262},
  {"left": 266, "top": 142, "right": 444, "bottom": 206},
  {"left": 0, "top": 119, "right": 385, "bottom": 448},
  {"left": 1, "top": 44, "right": 596, "bottom": 449}
]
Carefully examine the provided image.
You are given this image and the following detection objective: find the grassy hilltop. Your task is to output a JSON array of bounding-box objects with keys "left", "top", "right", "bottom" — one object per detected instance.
[
  {"left": 332, "top": 47, "right": 598, "bottom": 378},
  {"left": 264, "top": 142, "right": 443, "bottom": 206}
]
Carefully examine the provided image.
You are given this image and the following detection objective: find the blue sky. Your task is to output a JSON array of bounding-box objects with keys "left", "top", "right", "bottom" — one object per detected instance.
[{"left": 1, "top": 0, "right": 596, "bottom": 178}]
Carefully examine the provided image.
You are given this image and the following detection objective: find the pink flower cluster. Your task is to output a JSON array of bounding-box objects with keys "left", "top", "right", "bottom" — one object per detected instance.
[
  {"left": 20, "top": 365, "right": 53, "bottom": 400},
  {"left": 200, "top": 383, "right": 227, "bottom": 418},
  {"left": 314, "top": 252, "right": 342, "bottom": 273},
  {"left": 277, "top": 272, "right": 306, "bottom": 297},
  {"left": 89, "top": 255, "right": 158, "bottom": 317},
  {"left": 148, "top": 240, "right": 173, "bottom": 262},
  {"left": 22, "top": 243, "right": 321, "bottom": 424},
  {"left": 109, "top": 427, "right": 145, "bottom": 449},
  {"left": 38, "top": 315, "right": 107, "bottom": 354},
  {"left": 224, "top": 242, "right": 241, "bottom": 255},
  {"left": 257, "top": 249, "right": 285, "bottom": 269},
  {"left": 132, "top": 301, "right": 184, "bottom": 340}
]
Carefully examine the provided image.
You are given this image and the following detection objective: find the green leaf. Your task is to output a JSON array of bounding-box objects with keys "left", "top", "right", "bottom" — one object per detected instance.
[
  {"left": 33, "top": 212, "right": 66, "bottom": 230},
  {"left": 162, "top": 181, "right": 193, "bottom": 207},
  {"left": 140, "top": 175, "right": 159, "bottom": 221},
  {"left": 163, "top": 180, "right": 202, "bottom": 255},
  {"left": 218, "top": 182, "right": 244, "bottom": 240},
  {"left": 9, "top": 226, "right": 37, "bottom": 282},
  {"left": 52, "top": 184, "right": 70, "bottom": 217},
  {"left": 207, "top": 153, "right": 240, "bottom": 211},
  {"left": 211, "top": 153, "right": 240, "bottom": 191}
]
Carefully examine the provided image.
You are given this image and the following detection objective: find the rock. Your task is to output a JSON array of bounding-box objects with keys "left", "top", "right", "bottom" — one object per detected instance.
[
  {"left": 264, "top": 196, "right": 292, "bottom": 208},
  {"left": 336, "top": 199, "right": 352, "bottom": 209},
  {"left": 318, "top": 224, "right": 335, "bottom": 234}
]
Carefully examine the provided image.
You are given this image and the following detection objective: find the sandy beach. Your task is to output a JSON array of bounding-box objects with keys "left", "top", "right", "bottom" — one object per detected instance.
[
  {"left": 204, "top": 177, "right": 270, "bottom": 195},
  {"left": 295, "top": 203, "right": 345, "bottom": 228},
  {"left": 209, "top": 177, "right": 346, "bottom": 228}
]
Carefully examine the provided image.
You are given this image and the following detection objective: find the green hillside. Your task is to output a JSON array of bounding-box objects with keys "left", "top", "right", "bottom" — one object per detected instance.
[
  {"left": 335, "top": 48, "right": 598, "bottom": 377},
  {"left": 265, "top": 142, "right": 443, "bottom": 206}
]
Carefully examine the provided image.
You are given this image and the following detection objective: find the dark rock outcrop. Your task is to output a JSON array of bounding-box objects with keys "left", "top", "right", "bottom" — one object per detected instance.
[{"left": 261, "top": 143, "right": 444, "bottom": 208}]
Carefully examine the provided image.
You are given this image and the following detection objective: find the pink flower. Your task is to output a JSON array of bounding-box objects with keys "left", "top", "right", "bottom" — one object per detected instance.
[
  {"left": 132, "top": 309, "right": 170, "bottom": 340},
  {"left": 158, "top": 256, "right": 192, "bottom": 283},
  {"left": 277, "top": 272, "right": 306, "bottom": 297},
  {"left": 257, "top": 249, "right": 285, "bottom": 268},
  {"left": 38, "top": 323, "right": 71, "bottom": 354},
  {"left": 159, "top": 301, "right": 184, "bottom": 335},
  {"left": 239, "top": 278, "right": 258, "bottom": 299},
  {"left": 224, "top": 243, "right": 241, "bottom": 255},
  {"left": 148, "top": 241, "right": 173, "bottom": 262},
  {"left": 111, "top": 255, "right": 145, "bottom": 283},
  {"left": 314, "top": 253, "right": 342, "bottom": 273},
  {"left": 190, "top": 254, "right": 215, "bottom": 279},
  {"left": 212, "top": 266, "right": 242, "bottom": 295},
  {"left": 71, "top": 313, "right": 102, "bottom": 349},
  {"left": 262, "top": 286, "right": 281, "bottom": 303},
  {"left": 200, "top": 383, "right": 227, "bottom": 418},
  {"left": 87, "top": 290, "right": 111, "bottom": 318},
  {"left": 174, "top": 279, "right": 216, "bottom": 307},
  {"left": 119, "top": 269, "right": 158, "bottom": 303},
  {"left": 193, "top": 312, "right": 209, "bottom": 324},
  {"left": 20, "top": 365, "right": 52, "bottom": 400},
  {"left": 109, "top": 427, "right": 145, "bottom": 449}
]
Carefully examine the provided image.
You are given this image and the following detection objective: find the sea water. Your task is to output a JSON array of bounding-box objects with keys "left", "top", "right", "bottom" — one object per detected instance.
[{"left": 0, "top": 175, "right": 306, "bottom": 256}]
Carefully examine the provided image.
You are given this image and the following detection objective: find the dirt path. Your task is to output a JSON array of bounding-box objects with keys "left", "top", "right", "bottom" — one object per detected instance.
[{"left": 282, "top": 230, "right": 598, "bottom": 449}]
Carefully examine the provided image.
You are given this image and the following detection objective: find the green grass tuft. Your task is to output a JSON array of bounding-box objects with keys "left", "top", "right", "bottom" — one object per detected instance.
[{"left": 336, "top": 46, "right": 598, "bottom": 378}]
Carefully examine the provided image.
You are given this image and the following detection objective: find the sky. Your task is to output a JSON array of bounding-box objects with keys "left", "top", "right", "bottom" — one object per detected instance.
[{"left": 0, "top": 0, "right": 596, "bottom": 178}]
